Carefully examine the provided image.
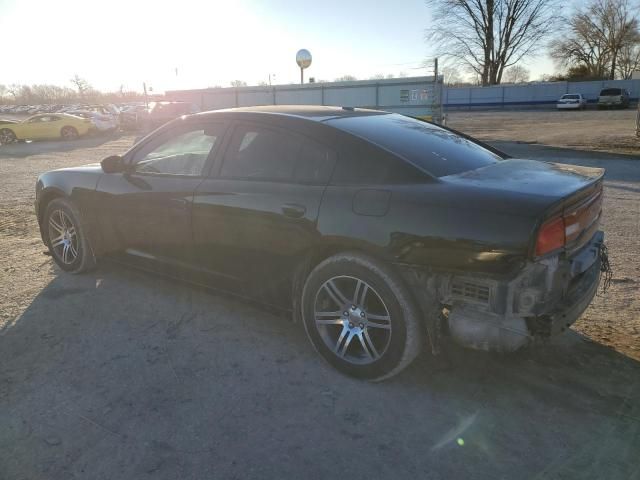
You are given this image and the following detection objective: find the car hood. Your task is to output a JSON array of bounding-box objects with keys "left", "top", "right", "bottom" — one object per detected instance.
[
  {"left": 440, "top": 158, "right": 604, "bottom": 216},
  {"left": 54, "top": 163, "right": 103, "bottom": 173}
]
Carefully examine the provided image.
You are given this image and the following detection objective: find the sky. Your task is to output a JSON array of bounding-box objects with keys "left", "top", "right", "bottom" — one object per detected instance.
[{"left": 0, "top": 0, "right": 558, "bottom": 93}]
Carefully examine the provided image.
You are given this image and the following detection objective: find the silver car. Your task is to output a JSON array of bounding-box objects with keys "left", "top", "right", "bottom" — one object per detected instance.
[{"left": 557, "top": 93, "right": 587, "bottom": 110}]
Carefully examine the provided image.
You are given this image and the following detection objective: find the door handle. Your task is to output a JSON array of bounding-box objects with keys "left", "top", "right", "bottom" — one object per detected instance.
[{"left": 281, "top": 203, "right": 306, "bottom": 218}]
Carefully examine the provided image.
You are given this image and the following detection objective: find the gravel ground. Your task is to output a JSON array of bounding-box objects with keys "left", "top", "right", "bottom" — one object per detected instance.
[
  {"left": 448, "top": 108, "right": 640, "bottom": 155},
  {"left": 0, "top": 115, "right": 639, "bottom": 479}
]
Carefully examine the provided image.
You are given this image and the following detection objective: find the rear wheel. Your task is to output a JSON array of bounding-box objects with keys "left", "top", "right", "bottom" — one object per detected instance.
[
  {"left": 301, "top": 252, "right": 422, "bottom": 381},
  {"left": 44, "top": 198, "right": 95, "bottom": 273},
  {"left": 61, "top": 126, "right": 79, "bottom": 140},
  {"left": 0, "top": 128, "right": 17, "bottom": 144}
]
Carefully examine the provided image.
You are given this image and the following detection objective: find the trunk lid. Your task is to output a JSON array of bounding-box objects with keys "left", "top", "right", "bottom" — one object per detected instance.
[
  {"left": 443, "top": 159, "right": 603, "bottom": 202},
  {"left": 442, "top": 158, "right": 605, "bottom": 256}
]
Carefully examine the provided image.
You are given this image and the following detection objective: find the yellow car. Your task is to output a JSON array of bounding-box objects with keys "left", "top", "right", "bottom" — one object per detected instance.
[{"left": 0, "top": 113, "right": 92, "bottom": 144}]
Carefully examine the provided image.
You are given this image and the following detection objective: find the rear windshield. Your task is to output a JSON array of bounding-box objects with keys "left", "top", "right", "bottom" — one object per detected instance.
[
  {"left": 562, "top": 94, "right": 580, "bottom": 99},
  {"left": 600, "top": 88, "right": 622, "bottom": 96},
  {"left": 327, "top": 113, "right": 501, "bottom": 178}
]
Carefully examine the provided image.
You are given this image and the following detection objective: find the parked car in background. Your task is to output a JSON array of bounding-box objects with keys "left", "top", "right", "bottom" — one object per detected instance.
[
  {"left": 598, "top": 88, "right": 630, "bottom": 109},
  {"left": 557, "top": 93, "right": 587, "bottom": 110},
  {"left": 143, "top": 101, "right": 198, "bottom": 131},
  {"left": 0, "top": 113, "right": 91, "bottom": 144},
  {"left": 34, "top": 106, "right": 607, "bottom": 380},
  {"left": 67, "top": 110, "right": 118, "bottom": 132},
  {"left": 119, "top": 104, "right": 149, "bottom": 131}
]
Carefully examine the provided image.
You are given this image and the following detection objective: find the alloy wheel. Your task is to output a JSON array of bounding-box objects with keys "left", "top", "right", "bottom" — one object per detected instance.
[
  {"left": 313, "top": 276, "right": 392, "bottom": 365},
  {"left": 61, "top": 127, "right": 78, "bottom": 139},
  {"left": 48, "top": 209, "right": 79, "bottom": 265},
  {"left": 0, "top": 129, "right": 16, "bottom": 144}
]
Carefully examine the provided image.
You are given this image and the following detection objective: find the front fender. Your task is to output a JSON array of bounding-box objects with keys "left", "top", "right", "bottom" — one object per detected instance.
[{"left": 35, "top": 167, "right": 103, "bottom": 246}]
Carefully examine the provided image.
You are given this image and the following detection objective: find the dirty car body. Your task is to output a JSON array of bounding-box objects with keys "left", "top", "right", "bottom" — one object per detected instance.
[{"left": 35, "top": 106, "right": 606, "bottom": 375}]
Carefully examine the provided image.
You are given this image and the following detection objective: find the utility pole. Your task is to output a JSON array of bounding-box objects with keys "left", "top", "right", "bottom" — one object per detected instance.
[{"left": 143, "top": 82, "right": 149, "bottom": 109}]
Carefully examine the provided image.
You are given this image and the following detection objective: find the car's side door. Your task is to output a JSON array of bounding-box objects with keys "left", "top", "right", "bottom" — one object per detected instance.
[
  {"left": 43, "top": 115, "right": 64, "bottom": 138},
  {"left": 192, "top": 121, "right": 336, "bottom": 304},
  {"left": 23, "top": 115, "right": 47, "bottom": 139},
  {"left": 94, "top": 122, "right": 228, "bottom": 267}
]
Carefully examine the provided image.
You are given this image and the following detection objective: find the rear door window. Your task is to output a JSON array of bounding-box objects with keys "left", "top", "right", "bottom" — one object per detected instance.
[
  {"left": 600, "top": 88, "right": 622, "bottom": 96},
  {"left": 293, "top": 139, "right": 336, "bottom": 184},
  {"left": 327, "top": 113, "right": 500, "bottom": 178},
  {"left": 220, "top": 125, "right": 301, "bottom": 180}
]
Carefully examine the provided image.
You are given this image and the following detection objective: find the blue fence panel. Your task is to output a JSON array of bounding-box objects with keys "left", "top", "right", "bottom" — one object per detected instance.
[
  {"left": 275, "top": 88, "right": 322, "bottom": 105},
  {"left": 444, "top": 79, "right": 640, "bottom": 109},
  {"left": 324, "top": 86, "right": 377, "bottom": 107},
  {"left": 238, "top": 90, "right": 273, "bottom": 107}
]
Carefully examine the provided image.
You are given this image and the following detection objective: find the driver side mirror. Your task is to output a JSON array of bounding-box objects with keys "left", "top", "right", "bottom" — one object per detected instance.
[{"left": 101, "top": 155, "right": 125, "bottom": 173}]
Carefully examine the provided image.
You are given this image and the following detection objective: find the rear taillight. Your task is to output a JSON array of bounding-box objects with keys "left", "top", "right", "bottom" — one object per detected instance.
[
  {"left": 535, "top": 190, "right": 602, "bottom": 257},
  {"left": 535, "top": 217, "right": 565, "bottom": 256}
]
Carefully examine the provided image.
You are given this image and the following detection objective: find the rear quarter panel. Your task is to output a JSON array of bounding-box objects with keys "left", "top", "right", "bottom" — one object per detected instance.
[{"left": 316, "top": 183, "right": 537, "bottom": 275}]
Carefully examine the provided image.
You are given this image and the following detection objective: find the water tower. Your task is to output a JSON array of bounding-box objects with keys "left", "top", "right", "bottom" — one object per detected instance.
[{"left": 296, "top": 49, "right": 312, "bottom": 85}]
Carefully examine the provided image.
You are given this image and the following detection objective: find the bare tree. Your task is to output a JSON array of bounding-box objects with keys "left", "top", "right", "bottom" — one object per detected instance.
[
  {"left": 503, "top": 64, "right": 531, "bottom": 82},
  {"left": 7, "top": 84, "right": 21, "bottom": 101},
  {"left": 334, "top": 75, "right": 358, "bottom": 82},
  {"left": 425, "top": 0, "right": 560, "bottom": 86},
  {"left": 441, "top": 66, "right": 464, "bottom": 84},
  {"left": 550, "top": 0, "right": 640, "bottom": 80},
  {"left": 230, "top": 80, "right": 247, "bottom": 87},
  {"left": 600, "top": 0, "right": 639, "bottom": 78},
  {"left": 616, "top": 42, "right": 640, "bottom": 78},
  {"left": 70, "top": 75, "right": 91, "bottom": 98}
]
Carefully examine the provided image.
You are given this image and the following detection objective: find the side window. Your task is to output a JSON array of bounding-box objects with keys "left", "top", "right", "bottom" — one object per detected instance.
[
  {"left": 220, "top": 125, "right": 301, "bottom": 180},
  {"left": 294, "top": 139, "right": 336, "bottom": 184},
  {"left": 28, "top": 116, "right": 42, "bottom": 123},
  {"left": 330, "top": 142, "right": 426, "bottom": 185},
  {"left": 134, "top": 126, "right": 221, "bottom": 176}
]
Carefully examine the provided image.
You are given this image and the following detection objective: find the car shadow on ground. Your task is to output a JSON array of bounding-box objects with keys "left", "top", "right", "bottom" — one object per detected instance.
[
  {"left": 0, "top": 132, "right": 126, "bottom": 158},
  {"left": 1, "top": 263, "right": 638, "bottom": 479}
]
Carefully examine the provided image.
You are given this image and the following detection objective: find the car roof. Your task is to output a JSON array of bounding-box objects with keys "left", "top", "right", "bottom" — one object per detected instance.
[{"left": 190, "top": 105, "right": 388, "bottom": 123}]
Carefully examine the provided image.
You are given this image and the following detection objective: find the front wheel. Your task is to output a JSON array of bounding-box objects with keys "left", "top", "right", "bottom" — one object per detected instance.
[
  {"left": 44, "top": 198, "right": 95, "bottom": 273},
  {"left": 301, "top": 252, "right": 422, "bottom": 381},
  {"left": 0, "top": 128, "right": 17, "bottom": 144},
  {"left": 61, "top": 126, "right": 79, "bottom": 140}
]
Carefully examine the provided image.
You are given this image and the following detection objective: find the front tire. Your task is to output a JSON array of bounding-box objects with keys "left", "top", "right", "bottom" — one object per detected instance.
[
  {"left": 61, "top": 126, "right": 79, "bottom": 140},
  {"left": 0, "top": 128, "right": 17, "bottom": 144},
  {"left": 44, "top": 198, "right": 95, "bottom": 273},
  {"left": 301, "top": 252, "right": 422, "bottom": 381}
]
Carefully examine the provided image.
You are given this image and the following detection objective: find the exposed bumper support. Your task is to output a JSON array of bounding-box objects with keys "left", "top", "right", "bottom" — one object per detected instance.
[{"left": 400, "top": 231, "right": 605, "bottom": 353}]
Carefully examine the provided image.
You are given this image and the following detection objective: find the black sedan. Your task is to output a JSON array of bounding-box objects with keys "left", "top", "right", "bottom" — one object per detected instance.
[{"left": 35, "top": 106, "right": 606, "bottom": 380}]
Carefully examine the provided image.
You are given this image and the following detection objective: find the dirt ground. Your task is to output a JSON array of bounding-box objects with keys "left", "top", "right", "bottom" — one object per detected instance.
[
  {"left": 0, "top": 112, "right": 639, "bottom": 479},
  {"left": 448, "top": 108, "right": 640, "bottom": 155}
]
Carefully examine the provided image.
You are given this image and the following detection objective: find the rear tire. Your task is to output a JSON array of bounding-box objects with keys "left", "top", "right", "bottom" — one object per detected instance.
[
  {"left": 301, "top": 252, "right": 422, "bottom": 381},
  {"left": 61, "top": 126, "right": 79, "bottom": 140},
  {"left": 44, "top": 198, "right": 96, "bottom": 273},
  {"left": 0, "top": 128, "right": 17, "bottom": 144}
]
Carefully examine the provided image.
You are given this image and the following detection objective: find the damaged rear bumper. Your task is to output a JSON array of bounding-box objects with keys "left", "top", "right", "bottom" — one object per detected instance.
[{"left": 403, "top": 231, "right": 605, "bottom": 352}]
